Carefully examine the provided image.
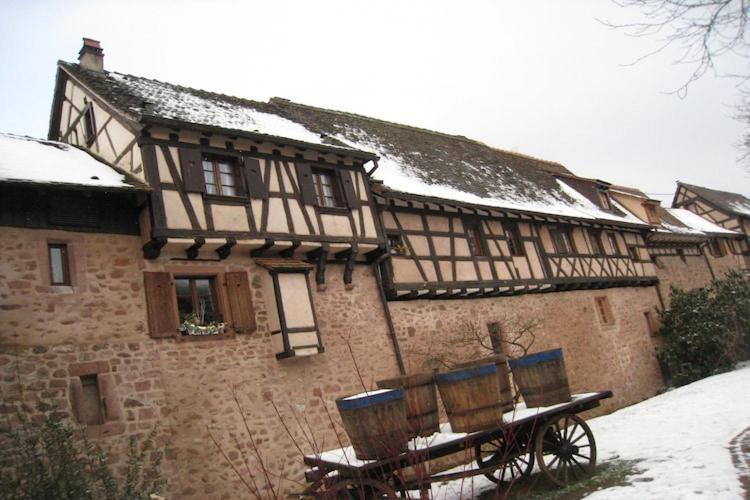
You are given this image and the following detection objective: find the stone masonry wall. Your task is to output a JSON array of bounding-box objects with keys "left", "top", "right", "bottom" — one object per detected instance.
[{"left": 390, "top": 285, "right": 665, "bottom": 414}]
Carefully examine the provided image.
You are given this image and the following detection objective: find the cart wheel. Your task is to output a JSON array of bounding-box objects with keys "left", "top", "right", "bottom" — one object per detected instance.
[
  {"left": 474, "top": 432, "right": 534, "bottom": 485},
  {"left": 534, "top": 413, "right": 597, "bottom": 487},
  {"left": 322, "top": 478, "right": 398, "bottom": 499}
]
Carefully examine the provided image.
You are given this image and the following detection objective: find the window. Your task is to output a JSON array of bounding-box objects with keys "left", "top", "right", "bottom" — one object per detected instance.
[
  {"left": 605, "top": 232, "right": 621, "bottom": 255},
  {"left": 175, "top": 277, "right": 222, "bottom": 329},
  {"left": 550, "top": 228, "right": 575, "bottom": 254},
  {"left": 202, "top": 156, "right": 239, "bottom": 196},
  {"left": 388, "top": 233, "right": 406, "bottom": 256},
  {"left": 588, "top": 229, "right": 604, "bottom": 255},
  {"left": 83, "top": 103, "right": 97, "bottom": 146},
  {"left": 312, "top": 168, "right": 345, "bottom": 208},
  {"left": 256, "top": 259, "right": 323, "bottom": 359},
  {"left": 143, "top": 271, "right": 255, "bottom": 339},
  {"left": 595, "top": 296, "right": 615, "bottom": 327},
  {"left": 709, "top": 238, "right": 726, "bottom": 258},
  {"left": 466, "top": 222, "right": 486, "bottom": 257},
  {"left": 79, "top": 374, "right": 104, "bottom": 425},
  {"left": 627, "top": 246, "right": 640, "bottom": 261},
  {"left": 598, "top": 191, "right": 611, "bottom": 210},
  {"left": 48, "top": 243, "right": 71, "bottom": 285},
  {"left": 504, "top": 223, "right": 525, "bottom": 257}
]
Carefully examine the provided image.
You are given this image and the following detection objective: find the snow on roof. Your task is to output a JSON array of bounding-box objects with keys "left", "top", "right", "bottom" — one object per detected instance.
[
  {"left": 665, "top": 208, "right": 739, "bottom": 236},
  {"left": 678, "top": 181, "right": 750, "bottom": 217},
  {"left": 0, "top": 132, "right": 142, "bottom": 190}
]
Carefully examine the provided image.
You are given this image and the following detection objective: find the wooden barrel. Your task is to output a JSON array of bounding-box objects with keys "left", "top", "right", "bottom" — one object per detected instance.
[
  {"left": 454, "top": 355, "right": 514, "bottom": 412},
  {"left": 377, "top": 372, "right": 439, "bottom": 437},
  {"left": 335, "top": 389, "right": 409, "bottom": 460},
  {"left": 434, "top": 363, "right": 504, "bottom": 433},
  {"left": 508, "top": 348, "right": 571, "bottom": 408}
]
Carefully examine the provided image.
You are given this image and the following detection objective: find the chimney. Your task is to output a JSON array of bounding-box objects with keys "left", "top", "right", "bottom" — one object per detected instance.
[{"left": 78, "top": 38, "right": 104, "bottom": 72}]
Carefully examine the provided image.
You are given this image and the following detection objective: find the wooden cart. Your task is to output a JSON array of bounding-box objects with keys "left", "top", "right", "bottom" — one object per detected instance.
[{"left": 301, "top": 391, "right": 612, "bottom": 498}]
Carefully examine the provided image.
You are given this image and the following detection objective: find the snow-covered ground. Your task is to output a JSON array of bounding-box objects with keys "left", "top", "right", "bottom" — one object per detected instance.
[{"left": 431, "top": 364, "right": 750, "bottom": 499}]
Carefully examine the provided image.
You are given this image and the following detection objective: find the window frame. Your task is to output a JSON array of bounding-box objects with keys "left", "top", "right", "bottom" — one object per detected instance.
[
  {"left": 549, "top": 227, "right": 575, "bottom": 255},
  {"left": 708, "top": 238, "right": 726, "bottom": 258},
  {"left": 627, "top": 245, "right": 640, "bottom": 261},
  {"left": 504, "top": 223, "right": 525, "bottom": 257},
  {"left": 167, "top": 268, "right": 233, "bottom": 341},
  {"left": 202, "top": 154, "right": 243, "bottom": 197},
  {"left": 83, "top": 102, "right": 97, "bottom": 147},
  {"left": 311, "top": 167, "right": 346, "bottom": 209},
  {"left": 605, "top": 231, "right": 621, "bottom": 256},
  {"left": 588, "top": 229, "right": 604, "bottom": 255},
  {"left": 174, "top": 276, "right": 222, "bottom": 326},
  {"left": 48, "top": 243, "right": 72, "bottom": 286},
  {"left": 597, "top": 191, "right": 611, "bottom": 210},
  {"left": 465, "top": 220, "right": 487, "bottom": 257},
  {"left": 594, "top": 296, "right": 615, "bottom": 327}
]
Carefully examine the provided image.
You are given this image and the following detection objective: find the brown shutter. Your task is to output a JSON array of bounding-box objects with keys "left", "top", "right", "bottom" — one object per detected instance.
[
  {"left": 179, "top": 147, "right": 205, "bottom": 192},
  {"left": 296, "top": 162, "right": 317, "bottom": 205},
  {"left": 69, "top": 378, "right": 85, "bottom": 423},
  {"left": 243, "top": 157, "right": 268, "bottom": 199},
  {"left": 340, "top": 170, "right": 361, "bottom": 208},
  {"left": 225, "top": 271, "right": 257, "bottom": 334},
  {"left": 143, "top": 272, "right": 179, "bottom": 338},
  {"left": 98, "top": 373, "right": 123, "bottom": 421}
]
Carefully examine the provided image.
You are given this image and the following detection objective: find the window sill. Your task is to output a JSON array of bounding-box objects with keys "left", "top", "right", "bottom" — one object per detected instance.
[
  {"left": 203, "top": 194, "right": 248, "bottom": 205},
  {"left": 317, "top": 206, "right": 350, "bottom": 215},
  {"left": 84, "top": 421, "right": 125, "bottom": 439},
  {"left": 176, "top": 331, "right": 235, "bottom": 342}
]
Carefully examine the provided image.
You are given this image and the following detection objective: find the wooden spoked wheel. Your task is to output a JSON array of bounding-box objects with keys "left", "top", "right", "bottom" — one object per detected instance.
[
  {"left": 534, "top": 413, "right": 597, "bottom": 487},
  {"left": 321, "top": 478, "right": 398, "bottom": 499},
  {"left": 474, "top": 432, "right": 535, "bottom": 485}
]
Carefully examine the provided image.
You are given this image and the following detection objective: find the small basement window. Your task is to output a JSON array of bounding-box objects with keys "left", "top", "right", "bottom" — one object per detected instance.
[
  {"left": 595, "top": 296, "right": 615, "bottom": 327},
  {"left": 550, "top": 228, "right": 575, "bottom": 254},
  {"left": 312, "top": 168, "right": 345, "bottom": 208},
  {"left": 48, "top": 243, "right": 71, "bottom": 286},
  {"left": 202, "top": 156, "right": 240, "bottom": 196},
  {"left": 504, "top": 223, "right": 525, "bottom": 257},
  {"left": 69, "top": 361, "right": 124, "bottom": 436},
  {"left": 257, "top": 259, "right": 323, "bottom": 359},
  {"left": 79, "top": 374, "right": 104, "bottom": 425}
]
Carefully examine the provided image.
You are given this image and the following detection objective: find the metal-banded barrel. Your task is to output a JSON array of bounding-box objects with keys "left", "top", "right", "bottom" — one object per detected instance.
[
  {"left": 336, "top": 389, "right": 409, "bottom": 460},
  {"left": 434, "top": 363, "right": 504, "bottom": 433},
  {"left": 508, "top": 348, "right": 572, "bottom": 408},
  {"left": 377, "top": 372, "right": 439, "bottom": 437},
  {"left": 454, "top": 355, "right": 514, "bottom": 412}
]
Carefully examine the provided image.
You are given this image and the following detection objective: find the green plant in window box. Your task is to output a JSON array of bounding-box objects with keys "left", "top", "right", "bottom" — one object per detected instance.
[{"left": 180, "top": 300, "right": 225, "bottom": 336}]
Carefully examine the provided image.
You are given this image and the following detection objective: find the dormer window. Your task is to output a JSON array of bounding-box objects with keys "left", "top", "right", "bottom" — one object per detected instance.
[
  {"left": 643, "top": 204, "right": 660, "bottom": 224},
  {"left": 202, "top": 156, "right": 240, "bottom": 196},
  {"left": 597, "top": 191, "right": 611, "bottom": 210},
  {"left": 312, "top": 168, "right": 345, "bottom": 208}
]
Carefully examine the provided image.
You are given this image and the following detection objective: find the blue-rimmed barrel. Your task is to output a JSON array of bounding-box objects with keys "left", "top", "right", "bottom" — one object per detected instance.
[
  {"left": 377, "top": 372, "right": 439, "bottom": 438},
  {"left": 454, "top": 355, "right": 515, "bottom": 412},
  {"left": 335, "top": 388, "right": 409, "bottom": 460},
  {"left": 434, "top": 363, "right": 504, "bottom": 433},
  {"left": 508, "top": 348, "right": 571, "bottom": 408}
]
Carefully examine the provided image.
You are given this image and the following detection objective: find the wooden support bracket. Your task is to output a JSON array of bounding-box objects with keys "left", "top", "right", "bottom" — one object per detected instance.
[
  {"left": 307, "top": 243, "right": 330, "bottom": 286},
  {"left": 250, "top": 238, "right": 274, "bottom": 257},
  {"left": 142, "top": 237, "right": 167, "bottom": 260},
  {"left": 215, "top": 237, "right": 237, "bottom": 260},
  {"left": 185, "top": 237, "right": 206, "bottom": 260},
  {"left": 279, "top": 239, "right": 301, "bottom": 258}
]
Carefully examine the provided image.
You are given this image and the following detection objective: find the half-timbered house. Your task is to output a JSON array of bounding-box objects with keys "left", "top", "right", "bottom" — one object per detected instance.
[{"left": 1, "top": 38, "right": 747, "bottom": 498}]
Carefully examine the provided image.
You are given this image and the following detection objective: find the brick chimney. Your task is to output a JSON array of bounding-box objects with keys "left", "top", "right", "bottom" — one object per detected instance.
[{"left": 78, "top": 38, "right": 104, "bottom": 72}]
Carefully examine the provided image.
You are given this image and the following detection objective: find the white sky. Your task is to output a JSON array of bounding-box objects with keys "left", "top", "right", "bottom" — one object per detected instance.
[{"left": 1, "top": 0, "right": 748, "bottom": 204}]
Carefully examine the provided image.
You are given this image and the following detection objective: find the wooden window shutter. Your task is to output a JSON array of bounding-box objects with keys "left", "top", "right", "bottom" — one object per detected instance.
[
  {"left": 225, "top": 271, "right": 257, "bottom": 333},
  {"left": 295, "top": 162, "right": 318, "bottom": 205},
  {"left": 143, "top": 272, "right": 179, "bottom": 338},
  {"left": 340, "top": 170, "right": 361, "bottom": 208},
  {"left": 98, "top": 373, "right": 123, "bottom": 421},
  {"left": 179, "top": 148, "right": 205, "bottom": 192},
  {"left": 242, "top": 157, "right": 268, "bottom": 199}
]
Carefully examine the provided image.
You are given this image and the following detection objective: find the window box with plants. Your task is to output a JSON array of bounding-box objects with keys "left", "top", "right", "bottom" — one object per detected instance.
[{"left": 180, "top": 307, "right": 225, "bottom": 336}]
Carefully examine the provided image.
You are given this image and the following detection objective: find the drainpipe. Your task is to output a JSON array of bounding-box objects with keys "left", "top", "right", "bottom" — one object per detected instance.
[
  {"left": 371, "top": 253, "right": 406, "bottom": 375},
  {"left": 700, "top": 242, "right": 716, "bottom": 280}
]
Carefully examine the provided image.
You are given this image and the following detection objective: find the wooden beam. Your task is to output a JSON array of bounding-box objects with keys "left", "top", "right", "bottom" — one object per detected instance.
[{"left": 279, "top": 239, "right": 301, "bottom": 258}]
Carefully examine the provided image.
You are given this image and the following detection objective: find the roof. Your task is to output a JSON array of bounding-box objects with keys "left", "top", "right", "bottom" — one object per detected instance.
[
  {"left": 57, "top": 62, "right": 373, "bottom": 159},
  {"left": 677, "top": 182, "right": 750, "bottom": 218},
  {"left": 0, "top": 132, "right": 146, "bottom": 191},
  {"left": 55, "top": 62, "right": 647, "bottom": 227},
  {"left": 665, "top": 208, "right": 741, "bottom": 237}
]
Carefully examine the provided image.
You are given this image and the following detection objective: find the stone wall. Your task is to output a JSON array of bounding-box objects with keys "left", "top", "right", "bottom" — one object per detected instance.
[{"left": 390, "top": 285, "right": 665, "bottom": 413}]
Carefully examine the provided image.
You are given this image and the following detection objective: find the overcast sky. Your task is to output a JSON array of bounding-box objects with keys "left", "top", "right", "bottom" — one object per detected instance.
[{"left": 1, "top": 0, "right": 748, "bottom": 203}]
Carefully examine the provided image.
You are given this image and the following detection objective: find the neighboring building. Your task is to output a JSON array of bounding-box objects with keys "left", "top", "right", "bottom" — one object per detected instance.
[{"left": 0, "top": 38, "right": 746, "bottom": 497}]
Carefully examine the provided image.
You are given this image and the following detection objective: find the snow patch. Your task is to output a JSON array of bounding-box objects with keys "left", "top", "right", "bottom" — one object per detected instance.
[{"left": 666, "top": 208, "right": 739, "bottom": 236}]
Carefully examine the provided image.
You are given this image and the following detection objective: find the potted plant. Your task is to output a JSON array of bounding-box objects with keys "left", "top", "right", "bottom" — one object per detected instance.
[{"left": 180, "top": 300, "right": 225, "bottom": 336}]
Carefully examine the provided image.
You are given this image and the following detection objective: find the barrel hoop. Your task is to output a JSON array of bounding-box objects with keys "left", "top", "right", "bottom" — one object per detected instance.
[
  {"left": 508, "top": 348, "right": 563, "bottom": 369},
  {"left": 446, "top": 400, "right": 503, "bottom": 417},
  {"left": 435, "top": 363, "right": 496, "bottom": 384},
  {"left": 336, "top": 389, "right": 404, "bottom": 410},
  {"left": 409, "top": 408, "right": 439, "bottom": 419}
]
